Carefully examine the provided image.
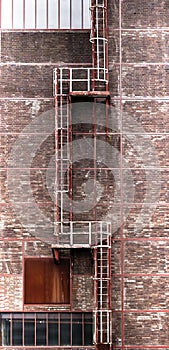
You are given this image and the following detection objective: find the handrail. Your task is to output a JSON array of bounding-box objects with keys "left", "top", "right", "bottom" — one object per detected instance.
[
  {"left": 54, "top": 221, "right": 111, "bottom": 247},
  {"left": 53, "top": 67, "right": 108, "bottom": 96}
]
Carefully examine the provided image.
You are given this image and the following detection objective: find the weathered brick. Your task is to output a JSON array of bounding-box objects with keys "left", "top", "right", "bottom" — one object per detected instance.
[{"left": 0, "top": 0, "right": 169, "bottom": 347}]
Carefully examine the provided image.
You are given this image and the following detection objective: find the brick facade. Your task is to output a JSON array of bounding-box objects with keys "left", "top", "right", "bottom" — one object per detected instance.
[{"left": 0, "top": 0, "right": 169, "bottom": 348}]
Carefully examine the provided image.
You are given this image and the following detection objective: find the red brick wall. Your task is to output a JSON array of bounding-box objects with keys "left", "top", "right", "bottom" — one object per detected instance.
[
  {"left": 109, "top": 0, "right": 169, "bottom": 348},
  {"left": 0, "top": 0, "right": 169, "bottom": 348},
  {"left": 0, "top": 30, "right": 92, "bottom": 314}
]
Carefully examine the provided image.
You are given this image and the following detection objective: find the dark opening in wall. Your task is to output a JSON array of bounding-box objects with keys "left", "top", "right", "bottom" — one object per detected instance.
[
  {"left": 0, "top": 312, "right": 93, "bottom": 346},
  {"left": 97, "top": 344, "right": 110, "bottom": 350}
]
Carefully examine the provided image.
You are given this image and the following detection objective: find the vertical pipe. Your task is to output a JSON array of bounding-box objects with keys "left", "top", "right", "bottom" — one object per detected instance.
[
  {"left": 54, "top": 69, "right": 60, "bottom": 238},
  {"left": 69, "top": 86, "right": 73, "bottom": 223},
  {"left": 119, "top": 0, "right": 124, "bottom": 348},
  {"left": 70, "top": 252, "right": 73, "bottom": 311},
  {"left": 67, "top": 68, "right": 73, "bottom": 226},
  {"left": 106, "top": 96, "right": 109, "bottom": 149},
  {"left": 93, "top": 99, "right": 97, "bottom": 223},
  {"left": 105, "top": 0, "right": 109, "bottom": 91}
]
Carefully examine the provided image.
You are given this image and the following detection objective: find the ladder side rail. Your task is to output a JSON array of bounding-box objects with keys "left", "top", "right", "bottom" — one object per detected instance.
[
  {"left": 70, "top": 221, "right": 73, "bottom": 246},
  {"left": 105, "top": 0, "right": 109, "bottom": 87},
  {"left": 96, "top": 4, "right": 100, "bottom": 77},
  {"left": 88, "top": 68, "right": 91, "bottom": 91},
  {"left": 89, "top": 221, "right": 92, "bottom": 245},
  {"left": 90, "top": 0, "right": 109, "bottom": 85},
  {"left": 60, "top": 191, "right": 63, "bottom": 224},
  {"left": 53, "top": 68, "right": 57, "bottom": 96},
  {"left": 99, "top": 222, "right": 103, "bottom": 312},
  {"left": 60, "top": 68, "right": 63, "bottom": 95},
  {"left": 94, "top": 246, "right": 98, "bottom": 345},
  {"left": 100, "top": 310, "right": 103, "bottom": 343},
  {"left": 94, "top": 220, "right": 112, "bottom": 346},
  {"left": 102, "top": 5, "right": 107, "bottom": 77},
  {"left": 54, "top": 70, "right": 61, "bottom": 241},
  {"left": 107, "top": 311, "right": 110, "bottom": 343},
  {"left": 69, "top": 68, "right": 72, "bottom": 93}
]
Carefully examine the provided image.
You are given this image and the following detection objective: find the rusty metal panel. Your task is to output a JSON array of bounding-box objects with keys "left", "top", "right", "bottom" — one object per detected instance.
[{"left": 24, "top": 258, "right": 70, "bottom": 304}]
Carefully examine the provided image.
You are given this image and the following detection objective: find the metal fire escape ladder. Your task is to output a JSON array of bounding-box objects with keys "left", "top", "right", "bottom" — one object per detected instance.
[
  {"left": 90, "top": 1, "right": 112, "bottom": 347},
  {"left": 53, "top": 1, "right": 108, "bottom": 95},
  {"left": 94, "top": 222, "right": 112, "bottom": 346},
  {"left": 53, "top": 68, "right": 70, "bottom": 237},
  {"left": 53, "top": 0, "right": 112, "bottom": 348},
  {"left": 90, "top": 0, "right": 108, "bottom": 90}
]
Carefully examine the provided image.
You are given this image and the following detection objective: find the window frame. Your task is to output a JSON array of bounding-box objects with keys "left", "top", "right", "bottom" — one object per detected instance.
[
  {"left": 0, "top": 0, "right": 91, "bottom": 30},
  {"left": 0, "top": 312, "right": 93, "bottom": 347}
]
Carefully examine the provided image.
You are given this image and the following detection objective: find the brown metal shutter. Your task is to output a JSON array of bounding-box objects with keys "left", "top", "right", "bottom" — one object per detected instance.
[{"left": 24, "top": 258, "right": 70, "bottom": 304}]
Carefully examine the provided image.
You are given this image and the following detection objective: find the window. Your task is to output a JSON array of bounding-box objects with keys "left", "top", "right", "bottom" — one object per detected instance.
[
  {"left": 0, "top": 0, "right": 91, "bottom": 29},
  {"left": 24, "top": 258, "right": 70, "bottom": 304},
  {"left": 0, "top": 313, "right": 93, "bottom": 346}
]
